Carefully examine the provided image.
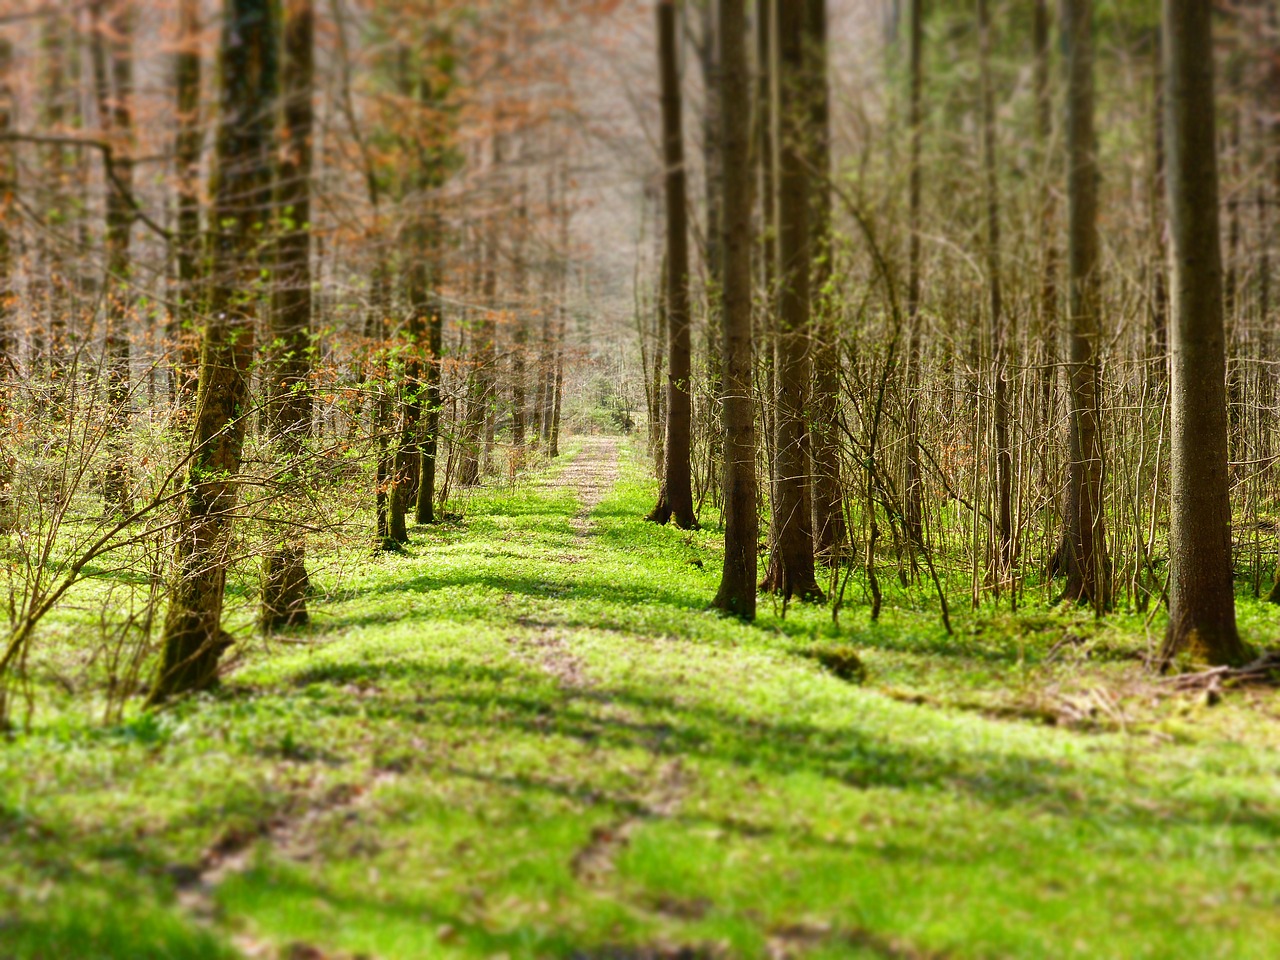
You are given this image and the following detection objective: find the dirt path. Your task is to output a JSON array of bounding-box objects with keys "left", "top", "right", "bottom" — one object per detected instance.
[{"left": 533, "top": 435, "right": 621, "bottom": 538}]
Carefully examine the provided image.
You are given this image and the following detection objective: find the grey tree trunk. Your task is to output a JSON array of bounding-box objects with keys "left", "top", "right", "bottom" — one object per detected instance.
[
  {"left": 711, "top": 0, "right": 757, "bottom": 619},
  {"left": 1158, "top": 0, "right": 1248, "bottom": 666}
]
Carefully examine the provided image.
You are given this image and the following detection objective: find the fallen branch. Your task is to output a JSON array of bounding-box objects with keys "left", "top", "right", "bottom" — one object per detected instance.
[{"left": 1158, "top": 651, "right": 1280, "bottom": 694}]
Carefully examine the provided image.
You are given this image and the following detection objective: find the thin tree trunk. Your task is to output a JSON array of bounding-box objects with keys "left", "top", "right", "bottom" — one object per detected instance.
[
  {"left": 0, "top": 38, "right": 15, "bottom": 520},
  {"left": 416, "top": 225, "right": 444, "bottom": 525},
  {"left": 1158, "top": 0, "right": 1248, "bottom": 666},
  {"left": 903, "top": 0, "right": 925, "bottom": 548},
  {"left": 172, "top": 0, "right": 202, "bottom": 407},
  {"left": 978, "top": 0, "right": 1013, "bottom": 585}
]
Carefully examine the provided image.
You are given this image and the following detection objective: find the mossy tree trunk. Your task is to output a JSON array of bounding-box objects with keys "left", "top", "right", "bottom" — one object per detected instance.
[
  {"left": 262, "top": 0, "right": 315, "bottom": 630},
  {"left": 1158, "top": 0, "right": 1249, "bottom": 666},
  {"left": 149, "top": 0, "right": 277, "bottom": 704}
]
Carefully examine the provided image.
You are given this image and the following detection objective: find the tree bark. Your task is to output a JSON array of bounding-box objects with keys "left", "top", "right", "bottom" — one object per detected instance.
[
  {"left": 1055, "top": 0, "right": 1111, "bottom": 609},
  {"left": 172, "top": 0, "right": 202, "bottom": 407},
  {"left": 648, "top": 0, "right": 697, "bottom": 528},
  {"left": 711, "top": 0, "right": 757, "bottom": 619},
  {"left": 150, "top": 0, "right": 277, "bottom": 704},
  {"left": 1158, "top": 0, "right": 1248, "bottom": 666},
  {"left": 262, "top": 0, "right": 315, "bottom": 630},
  {"left": 760, "top": 0, "right": 822, "bottom": 602},
  {"left": 805, "top": 0, "right": 846, "bottom": 566},
  {"left": 903, "top": 0, "right": 925, "bottom": 549},
  {"left": 978, "top": 0, "right": 1013, "bottom": 585},
  {"left": 91, "top": 0, "right": 134, "bottom": 516}
]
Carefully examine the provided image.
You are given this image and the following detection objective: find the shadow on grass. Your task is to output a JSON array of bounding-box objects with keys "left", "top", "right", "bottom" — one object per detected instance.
[{"left": 277, "top": 654, "right": 1280, "bottom": 842}]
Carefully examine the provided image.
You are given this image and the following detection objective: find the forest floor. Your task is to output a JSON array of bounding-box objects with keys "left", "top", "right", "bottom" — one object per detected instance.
[{"left": 4, "top": 436, "right": 1280, "bottom": 959}]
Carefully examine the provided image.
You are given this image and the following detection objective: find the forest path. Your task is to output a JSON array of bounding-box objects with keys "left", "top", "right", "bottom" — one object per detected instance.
[
  {"left": 531, "top": 435, "right": 621, "bottom": 535},
  {"left": 506, "top": 436, "right": 623, "bottom": 691},
  {"left": 13, "top": 437, "right": 1280, "bottom": 960}
]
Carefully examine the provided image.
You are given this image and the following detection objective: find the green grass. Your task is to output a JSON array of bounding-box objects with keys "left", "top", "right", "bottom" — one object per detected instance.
[{"left": 3, "top": 438, "right": 1280, "bottom": 958}]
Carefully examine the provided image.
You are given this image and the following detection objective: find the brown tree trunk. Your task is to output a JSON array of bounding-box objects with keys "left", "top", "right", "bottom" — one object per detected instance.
[
  {"left": 978, "top": 0, "right": 1013, "bottom": 586},
  {"left": 711, "top": 0, "right": 757, "bottom": 619},
  {"left": 1034, "top": 0, "right": 1058, "bottom": 491},
  {"left": 172, "top": 0, "right": 202, "bottom": 407},
  {"left": 1055, "top": 0, "right": 1111, "bottom": 610},
  {"left": 805, "top": 0, "right": 846, "bottom": 567},
  {"left": 903, "top": 0, "right": 925, "bottom": 549},
  {"left": 91, "top": 0, "right": 134, "bottom": 516},
  {"left": 262, "top": 0, "right": 315, "bottom": 630},
  {"left": 648, "top": 0, "right": 697, "bottom": 529},
  {"left": 761, "top": 0, "right": 821, "bottom": 602},
  {"left": 150, "top": 0, "right": 277, "bottom": 703},
  {"left": 0, "top": 39, "right": 15, "bottom": 522},
  {"left": 1158, "top": 0, "right": 1248, "bottom": 666},
  {"left": 416, "top": 229, "right": 444, "bottom": 525}
]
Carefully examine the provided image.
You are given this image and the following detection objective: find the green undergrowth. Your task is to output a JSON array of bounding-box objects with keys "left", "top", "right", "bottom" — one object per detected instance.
[{"left": 3, "top": 437, "right": 1280, "bottom": 959}]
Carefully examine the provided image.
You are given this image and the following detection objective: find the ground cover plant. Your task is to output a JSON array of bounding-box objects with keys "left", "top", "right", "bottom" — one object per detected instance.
[
  {"left": 4, "top": 438, "right": 1280, "bottom": 959},
  {"left": 2, "top": 0, "right": 1280, "bottom": 957}
]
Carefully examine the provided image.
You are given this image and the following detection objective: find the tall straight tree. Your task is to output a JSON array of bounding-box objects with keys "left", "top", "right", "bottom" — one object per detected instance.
[
  {"left": 262, "top": 0, "right": 314, "bottom": 630},
  {"left": 171, "top": 0, "right": 202, "bottom": 405},
  {"left": 0, "top": 36, "right": 14, "bottom": 511},
  {"left": 903, "top": 0, "right": 925, "bottom": 547},
  {"left": 805, "top": 0, "right": 845, "bottom": 565},
  {"left": 1055, "top": 0, "right": 1111, "bottom": 608},
  {"left": 90, "top": 0, "right": 134, "bottom": 514},
  {"left": 149, "top": 0, "right": 277, "bottom": 703},
  {"left": 647, "top": 0, "right": 697, "bottom": 528},
  {"left": 1158, "top": 0, "right": 1249, "bottom": 666},
  {"left": 978, "top": 0, "right": 1013, "bottom": 583},
  {"left": 711, "top": 0, "right": 756, "bottom": 619},
  {"left": 761, "top": 0, "right": 822, "bottom": 602}
]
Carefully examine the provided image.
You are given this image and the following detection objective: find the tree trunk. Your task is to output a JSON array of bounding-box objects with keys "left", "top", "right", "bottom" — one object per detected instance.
[
  {"left": 805, "top": 0, "right": 846, "bottom": 566},
  {"left": 1034, "top": 0, "right": 1058, "bottom": 492},
  {"left": 0, "top": 39, "right": 15, "bottom": 523},
  {"left": 1158, "top": 0, "right": 1248, "bottom": 666},
  {"left": 172, "top": 0, "right": 202, "bottom": 407},
  {"left": 416, "top": 229, "right": 444, "bottom": 525},
  {"left": 648, "top": 0, "right": 697, "bottom": 528},
  {"left": 149, "top": 0, "right": 277, "bottom": 704},
  {"left": 1055, "top": 0, "right": 1111, "bottom": 610},
  {"left": 91, "top": 0, "right": 134, "bottom": 516},
  {"left": 903, "top": 0, "right": 925, "bottom": 548},
  {"left": 711, "top": 0, "right": 757, "bottom": 619},
  {"left": 760, "top": 0, "right": 822, "bottom": 602},
  {"left": 262, "top": 0, "right": 314, "bottom": 631},
  {"left": 978, "top": 0, "right": 1013, "bottom": 585}
]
